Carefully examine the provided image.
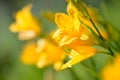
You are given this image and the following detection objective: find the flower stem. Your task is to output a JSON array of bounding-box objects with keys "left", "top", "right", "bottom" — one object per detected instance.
[
  {"left": 107, "top": 41, "right": 120, "bottom": 56},
  {"left": 69, "top": 69, "right": 81, "bottom": 80},
  {"left": 81, "top": 62, "right": 99, "bottom": 80},
  {"left": 89, "top": 18, "right": 105, "bottom": 41}
]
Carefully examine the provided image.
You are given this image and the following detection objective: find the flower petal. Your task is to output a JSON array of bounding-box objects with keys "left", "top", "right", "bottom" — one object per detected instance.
[
  {"left": 55, "top": 13, "right": 74, "bottom": 33},
  {"left": 61, "top": 46, "right": 97, "bottom": 70}
]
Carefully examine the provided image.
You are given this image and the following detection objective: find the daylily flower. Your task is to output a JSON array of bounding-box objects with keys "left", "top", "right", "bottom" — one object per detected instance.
[
  {"left": 9, "top": 4, "right": 41, "bottom": 40},
  {"left": 53, "top": 2, "right": 97, "bottom": 70},
  {"left": 21, "top": 39, "right": 65, "bottom": 71}
]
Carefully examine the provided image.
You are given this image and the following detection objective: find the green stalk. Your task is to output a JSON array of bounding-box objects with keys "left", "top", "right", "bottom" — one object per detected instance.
[
  {"left": 69, "top": 69, "right": 81, "bottom": 80},
  {"left": 89, "top": 18, "right": 105, "bottom": 41},
  {"left": 81, "top": 63, "right": 99, "bottom": 80}
]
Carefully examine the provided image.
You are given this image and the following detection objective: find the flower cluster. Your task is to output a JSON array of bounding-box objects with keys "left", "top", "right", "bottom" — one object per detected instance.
[
  {"left": 53, "top": 0, "right": 108, "bottom": 70},
  {"left": 9, "top": 4, "right": 65, "bottom": 71},
  {"left": 9, "top": 0, "right": 108, "bottom": 70},
  {"left": 9, "top": 0, "right": 120, "bottom": 79},
  {"left": 21, "top": 39, "right": 65, "bottom": 70}
]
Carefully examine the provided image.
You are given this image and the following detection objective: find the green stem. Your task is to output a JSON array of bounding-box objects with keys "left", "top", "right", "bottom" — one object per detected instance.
[
  {"left": 89, "top": 18, "right": 104, "bottom": 40},
  {"left": 90, "top": 59, "right": 100, "bottom": 80},
  {"left": 107, "top": 42, "right": 120, "bottom": 57},
  {"left": 110, "top": 43, "right": 120, "bottom": 53},
  {"left": 69, "top": 69, "right": 81, "bottom": 80},
  {"left": 107, "top": 44, "right": 115, "bottom": 56},
  {"left": 81, "top": 63, "right": 99, "bottom": 80}
]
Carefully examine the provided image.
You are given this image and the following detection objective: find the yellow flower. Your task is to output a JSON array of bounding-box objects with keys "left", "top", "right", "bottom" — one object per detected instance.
[
  {"left": 53, "top": 2, "right": 97, "bottom": 69},
  {"left": 36, "top": 39, "right": 65, "bottom": 71},
  {"left": 101, "top": 54, "right": 120, "bottom": 80},
  {"left": 53, "top": 3, "right": 94, "bottom": 46},
  {"left": 20, "top": 39, "right": 65, "bottom": 70},
  {"left": 9, "top": 4, "right": 41, "bottom": 40}
]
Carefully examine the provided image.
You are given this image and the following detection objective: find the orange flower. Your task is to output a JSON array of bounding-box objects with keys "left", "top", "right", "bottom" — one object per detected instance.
[{"left": 9, "top": 4, "right": 41, "bottom": 40}]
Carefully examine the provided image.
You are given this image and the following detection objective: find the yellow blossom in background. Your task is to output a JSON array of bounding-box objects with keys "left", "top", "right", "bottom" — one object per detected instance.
[
  {"left": 53, "top": 2, "right": 97, "bottom": 69},
  {"left": 21, "top": 42, "right": 39, "bottom": 64},
  {"left": 20, "top": 38, "right": 65, "bottom": 71},
  {"left": 9, "top": 4, "right": 41, "bottom": 40},
  {"left": 101, "top": 54, "right": 120, "bottom": 80},
  {"left": 36, "top": 39, "right": 65, "bottom": 71}
]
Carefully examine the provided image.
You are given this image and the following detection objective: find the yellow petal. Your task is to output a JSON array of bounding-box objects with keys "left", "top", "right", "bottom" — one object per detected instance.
[
  {"left": 20, "top": 42, "right": 39, "bottom": 64},
  {"left": 36, "top": 39, "right": 65, "bottom": 69},
  {"left": 55, "top": 13, "right": 74, "bottom": 33},
  {"left": 9, "top": 23, "right": 18, "bottom": 32},
  {"left": 61, "top": 46, "right": 97, "bottom": 70},
  {"left": 53, "top": 29, "right": 76, "bottom": 46},
  {"left": 37, "top": 53, "right": 48, "bottom": 68},
  {"left": 61, "top": 50, "right": 84, "bottom": 70},
  {"left": 52, "top": 29, "right": 67, "bottom": 42},
  {"left": 59, "top": 35, "right": 76, "bottom": 47},
  {"left": 18, "top": 30, "right": 36, "bottom": 40},
  {"left": 36, "top": 39, "right": 46, "bottom": 53},
  {"left": 54, "top": 61, "right": 63, "bottom": 71},
  {"left": 67, "top": 2, "right": 78, "bottom": 18}
]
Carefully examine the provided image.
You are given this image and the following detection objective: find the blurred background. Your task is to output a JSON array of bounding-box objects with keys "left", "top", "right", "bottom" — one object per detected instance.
[{"left": 0, "top": 0, "right": 120, "bottom": 80}]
